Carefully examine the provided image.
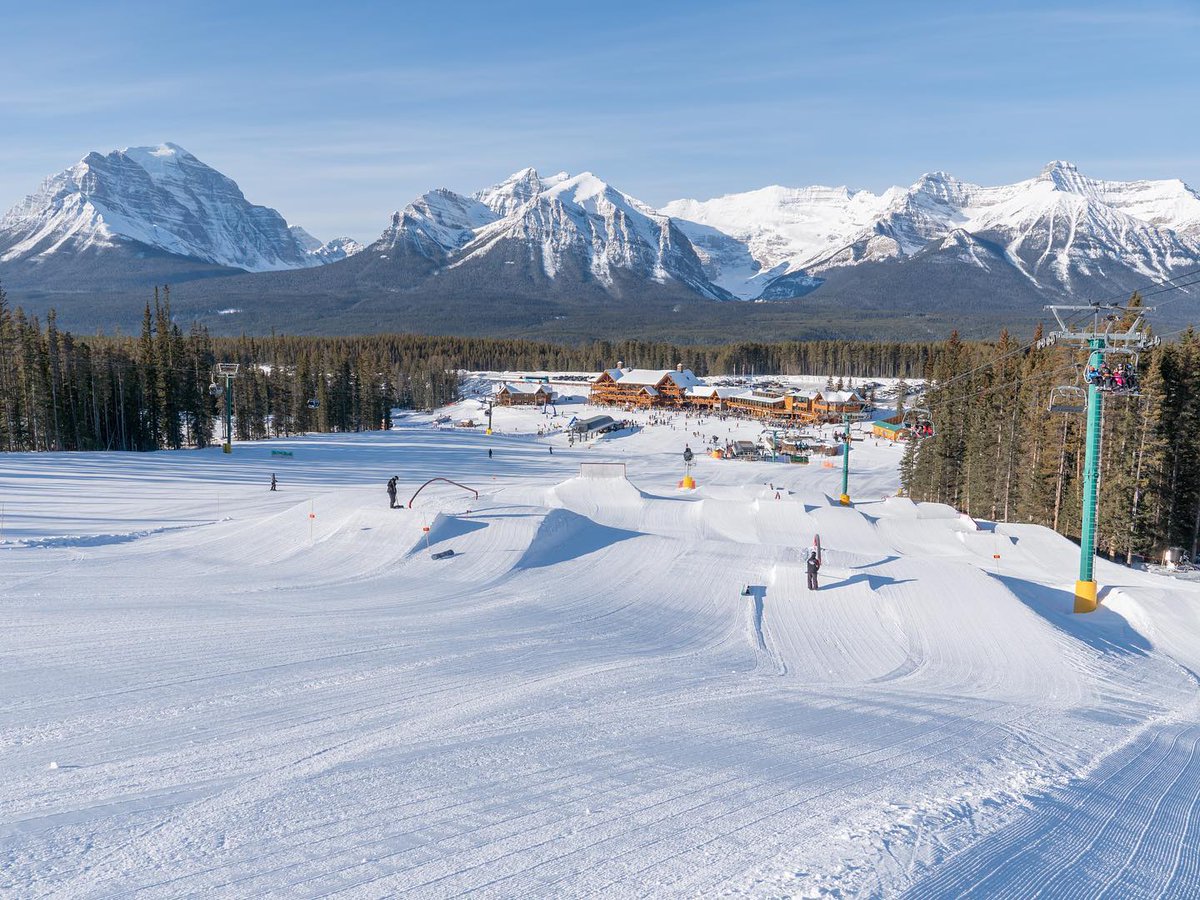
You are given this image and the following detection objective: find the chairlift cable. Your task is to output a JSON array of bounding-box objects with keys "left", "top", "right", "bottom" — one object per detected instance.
[{"left": 921, "top": 266, "right": 1200, "bottom": 397}]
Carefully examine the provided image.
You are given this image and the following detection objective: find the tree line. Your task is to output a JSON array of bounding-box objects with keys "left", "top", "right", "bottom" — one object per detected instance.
[
  {"left": 901, "top": 301, "right": 1200, "bottom": 562},
  {"left": 0, "top": 283, "right": 939, "bottom": 453}
]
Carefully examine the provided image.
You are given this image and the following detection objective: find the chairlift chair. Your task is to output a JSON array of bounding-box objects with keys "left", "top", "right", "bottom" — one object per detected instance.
[
  {"left": 1048, "top": 385, "right": 1086, "bottom": 414},
  {"left": 901, "top": 407, "right": 936, "bottom": 439},
  {"left": 1083, "top": 351, "right": 1141, "bottom": 396}
]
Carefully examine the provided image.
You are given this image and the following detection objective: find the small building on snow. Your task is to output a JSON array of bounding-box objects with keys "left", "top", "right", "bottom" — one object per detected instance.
[{"left": 495, "top": 382, "right": 555, "bottom": 406}]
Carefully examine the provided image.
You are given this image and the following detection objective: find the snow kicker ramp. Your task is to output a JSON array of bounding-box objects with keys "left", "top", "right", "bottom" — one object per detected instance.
[{"left": 550, "top": 475, "right": 822, "bottom": 547}]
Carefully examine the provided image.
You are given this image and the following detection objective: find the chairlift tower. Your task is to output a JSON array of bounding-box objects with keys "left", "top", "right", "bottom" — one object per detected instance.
[
  {"left": 1039, "top": 304, "right": 1158, "bottom": 613},
  {"left": 838, "top": 411, "right": 869, "bottom": 506},
  {"left": 211, "top": 363, "right": 240, "bottom": 454}
]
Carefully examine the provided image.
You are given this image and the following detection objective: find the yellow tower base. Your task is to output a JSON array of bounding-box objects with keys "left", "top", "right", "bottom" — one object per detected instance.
[
  {"left": 486, "top": 428, "right": 492, "bottom": 435},
  {"left": 1074, "top": 579, "right": 1098, "bottom": 614},
  {"left": 680, "top": 475, "right": 696, "bottom": 490},
  {"left": 839, "top": 493, "right": 850, "bottom": 506},
  {"left": 223, "top": 443, "right": 232, "bottom": 454}
]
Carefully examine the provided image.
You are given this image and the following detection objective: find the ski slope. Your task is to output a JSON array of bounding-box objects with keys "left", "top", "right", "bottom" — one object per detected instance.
[{"left": 3, "top": 401, "right": 1200, "bottom": 898}]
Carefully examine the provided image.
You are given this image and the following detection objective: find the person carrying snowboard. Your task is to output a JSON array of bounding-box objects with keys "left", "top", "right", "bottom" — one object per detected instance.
[
  {"left": 806, "top": 549, "right": 821, "bottom": 591},
  {"left": 386, "top": 476, "right": 398, "bottom": 509}
]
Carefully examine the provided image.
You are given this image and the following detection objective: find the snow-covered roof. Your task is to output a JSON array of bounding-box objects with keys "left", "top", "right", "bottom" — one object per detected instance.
[
  {"left": 685, "top": 385, "right": 731, "bottom": 398},
  {"left": 640, "top": 385, "right": 659, "bottom": 396},
  {"left": 613, "top": 368, "right": 702, "bottom": 388},
  {"left": 729, "top": 391, "right": 784, "bottom": 404},
  {"left": 497, "top": 382, "right": 548, "bottom": 394},
  {"left": 593, "top": 368, "right": 624, "bottom": 383},
  {"left": 821, "top": 390, "right": 864, "bottom": 403}
]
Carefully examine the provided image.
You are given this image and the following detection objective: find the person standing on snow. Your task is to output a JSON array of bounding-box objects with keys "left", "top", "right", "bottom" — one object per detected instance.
[
  {"left": 386, "top": 476, "right": 398, "bottom": 509},
  {"left": 270, "top": 473, "right": 277, "bottom": 492},
  {"left": 806, "top": 549, "right": 821, "bottom": 591}
]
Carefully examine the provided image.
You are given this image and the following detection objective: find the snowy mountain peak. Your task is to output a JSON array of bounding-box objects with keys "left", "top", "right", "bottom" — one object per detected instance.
[
  {"left": 0, "top": 143, "right": 339, "bottom": 273},
  {"left": 378, "top": 188, "right": 498, "bottom": 258},
  {"left": 475, "top": 168, "right": 546, "bottom": 217},
  {"left": 305, "top": 236, "right": 364, "bottom": 263},
  {"left": 662, "top": 161, "right": 1200, "bottom": 300},
  {"left": 289, "top": 225, "right": 323, "bottom": 253},
  {"left": 1038, "top": 160, "right": 1093, "bottom": 195},
  {"left": 361, "top": 167, "right": 729, "bottom": 299}
]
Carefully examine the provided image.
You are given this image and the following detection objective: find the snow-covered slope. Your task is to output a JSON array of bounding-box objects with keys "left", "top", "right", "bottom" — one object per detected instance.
[
  {"left": 0, "top": 143, "right": 339, "bottom": 274},
  {"left": 664, "top": 161, "right": 1200, "bottom": 299},
  {"left": 5, "top": 402, "right": 1200, "bottom": 896}
]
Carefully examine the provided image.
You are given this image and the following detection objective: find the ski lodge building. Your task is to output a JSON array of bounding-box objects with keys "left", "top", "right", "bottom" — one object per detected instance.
[
  {"left": 494, "top": 382, "right": 555, "bottom": 406},
  {"left": 588, "top": 365, "right": 703, "bottom": 408},
  {"left": 589, "top": 366, "right": 866, "bottom": 423}
]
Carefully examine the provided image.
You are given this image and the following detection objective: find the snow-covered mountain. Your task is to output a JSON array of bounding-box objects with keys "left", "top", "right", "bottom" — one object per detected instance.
[
  {"left": 8, "top": 150, "right": 1200, "bottom": 338},
  {"left": 375, "top": 189, "right": 498, "bottom": 260},
  {"left": 366, "top": 168, "right": 730, "bottom": 299},
  {"left": 289, "top": 226, "right": 364, "bottom": 264},
  {"left": 663, "top": 162, "right": 1200, "bottom": 300},
  {"left": 0, "top": 143, "right": 348, "bottom": 284}
]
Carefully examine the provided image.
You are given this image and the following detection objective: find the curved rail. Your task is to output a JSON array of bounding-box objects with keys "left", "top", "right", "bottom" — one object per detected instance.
[{"left": 408, "top": 477, "right": 479, "bottom": 508}]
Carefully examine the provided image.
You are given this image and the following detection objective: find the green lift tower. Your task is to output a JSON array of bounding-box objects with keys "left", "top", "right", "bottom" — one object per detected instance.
[{"left": 1040, "top": 304, "right": 1156, "bottom": 613}]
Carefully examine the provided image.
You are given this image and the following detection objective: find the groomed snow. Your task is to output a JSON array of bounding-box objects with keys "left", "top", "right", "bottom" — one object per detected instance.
[{"left": 3, "top": 398, "right": 1199, "bottom": 897}]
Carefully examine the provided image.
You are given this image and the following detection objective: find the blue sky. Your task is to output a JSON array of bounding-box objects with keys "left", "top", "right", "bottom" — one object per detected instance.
[{"left": 3, "top": 0, "right": 1198, "bottom": 241}]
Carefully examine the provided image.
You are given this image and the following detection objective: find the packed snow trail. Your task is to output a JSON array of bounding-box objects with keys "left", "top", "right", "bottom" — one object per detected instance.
[
  {"left": 2, "top": 401, "right": 1199, "bottom": 897},
  {"left": 901, "top": 715, "right": 1200, "bottom": 899}
]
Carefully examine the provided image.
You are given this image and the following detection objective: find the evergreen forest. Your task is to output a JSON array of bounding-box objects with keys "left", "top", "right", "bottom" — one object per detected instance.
[{"left": 900, "top": 300, "right": 1200, "bottom": 563}]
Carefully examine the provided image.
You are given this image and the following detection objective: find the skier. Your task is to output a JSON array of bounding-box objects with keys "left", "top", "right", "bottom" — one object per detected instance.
[
  {"left": 488, "top": 448, "right": 493, "bottom": 459},
  {"left": 806, "top": 549, "right": 821, "bottom": 591},
  {"left": 270, "top": 473, "right": 277, "bottom": 492},
  {"left": 549, "top": 445, "right": 554, "bottom": 455},
  {"left": 386, "top": 476, "right": 398, "bottom": 509}
]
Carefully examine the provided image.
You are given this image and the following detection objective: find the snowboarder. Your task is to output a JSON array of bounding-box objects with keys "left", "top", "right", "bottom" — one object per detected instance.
[
  {"left": 549, "top": 445, "right": 553, "bottom": 455},
  {"left": 488, "top": 448, "right": 493, "bottom": 459},
  {"left": 270, "top": 473, "right": 277, "bottom": 492},
  {"left": 386, "top": 476, "right": 398, "bottom": 509},
  {"left": 806, "top": 549, "right": 821, "bottom": 591}
]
